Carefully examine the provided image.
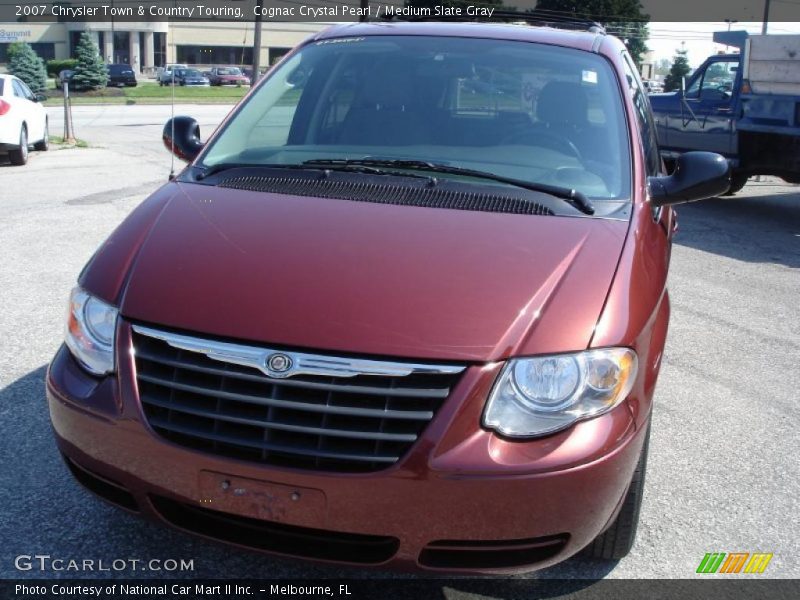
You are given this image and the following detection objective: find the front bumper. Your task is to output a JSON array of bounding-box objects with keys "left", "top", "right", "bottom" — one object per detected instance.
[{"left": 47, "top": 327, "right": 649, "bottom": 574}]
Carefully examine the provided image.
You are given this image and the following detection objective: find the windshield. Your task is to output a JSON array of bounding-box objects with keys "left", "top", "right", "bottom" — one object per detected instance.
[
  {"left": 183, "top": 69, "right": 202, "bottom": 78},
  {"left": 201, "top": 36, "right": 631, "bottom": 203},
  {"left": 217, "top": 68, "right": 241, "bottom": 75}
]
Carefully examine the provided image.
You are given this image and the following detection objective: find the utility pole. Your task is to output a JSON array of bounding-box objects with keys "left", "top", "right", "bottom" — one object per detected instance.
[
  {"left": 360, "top": 0, "right": 369, "bottom": 22},
  {"left": 252, "top": 0, "right": 263, "bottom": 85},
  {"left": 762, "top": 0, "right": 771, "bottom": 34}
]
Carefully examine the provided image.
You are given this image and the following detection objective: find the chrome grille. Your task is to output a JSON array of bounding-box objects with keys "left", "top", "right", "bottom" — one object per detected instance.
[{"left": 132, "top": 325, "right": 465, "bottom": 472}]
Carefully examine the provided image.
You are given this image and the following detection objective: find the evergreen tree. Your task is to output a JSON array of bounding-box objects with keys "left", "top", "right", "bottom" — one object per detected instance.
[
  {"left": 664, "top": 47, "right": 691, "bottom": 92},
  {"left": 71, "top": 32, "right": 108, "bottom": 91},
  {"left": 8, "top": 42, "right": 47, "bottom": 95}
]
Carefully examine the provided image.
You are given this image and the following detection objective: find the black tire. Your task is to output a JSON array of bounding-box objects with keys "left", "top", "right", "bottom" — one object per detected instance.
[
  {"left": 723, "top": 173, "right": 749, "bottom": 196},
  {"left": 8, "top": 126, "right": 28, "bottom": 166},
  {"left": 582, "top": 424, "right": 650, "bottom": 560},
  {"left": 34, "top": 120, "right": 49, "bottom": 152}
]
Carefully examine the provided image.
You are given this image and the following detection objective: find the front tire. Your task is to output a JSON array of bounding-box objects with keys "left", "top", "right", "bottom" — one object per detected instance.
[
  {"left": 723, "top": 173, "right": 749, "bottom": 196},
  {"left": 34, "top": 121, "right": 49, "bottom": 152},
  {"left": 8, "top": 126, "right": 29, "bottom": 166},
  {"left": 582, "top": 424, "right": 650, "bottom": 560}
]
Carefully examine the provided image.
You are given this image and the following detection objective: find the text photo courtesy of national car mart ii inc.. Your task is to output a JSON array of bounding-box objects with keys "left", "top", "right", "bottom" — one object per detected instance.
[{"left": 15, "top": 583, "right": 355, "bottom": 597}]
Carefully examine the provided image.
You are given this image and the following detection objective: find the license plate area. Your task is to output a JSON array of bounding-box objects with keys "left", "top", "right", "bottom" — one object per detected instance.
[{"left": 198, "top": 471, "right": 327, "bottom": 528}]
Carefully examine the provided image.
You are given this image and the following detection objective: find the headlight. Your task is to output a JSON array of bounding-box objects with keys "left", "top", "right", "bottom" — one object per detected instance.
[
  {"left": 65, "top": 287, "right": 119, "bottom": 376},
  {"left": 483, "top": 348, "right": 638, "bottom": 438}
]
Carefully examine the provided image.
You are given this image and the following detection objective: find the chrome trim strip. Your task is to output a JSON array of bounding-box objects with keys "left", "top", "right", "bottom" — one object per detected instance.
[{"left": 131, "top": 324, "right": 466, "bottom": 380}]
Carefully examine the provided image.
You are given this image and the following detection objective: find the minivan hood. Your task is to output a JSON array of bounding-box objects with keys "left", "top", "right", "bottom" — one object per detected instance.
[{"left": 118, "top": 183, "right": 628, "bottom": 362}]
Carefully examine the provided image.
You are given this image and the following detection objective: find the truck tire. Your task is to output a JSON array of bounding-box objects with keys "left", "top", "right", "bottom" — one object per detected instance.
[
  {"left": 723, "top": 174, "right": 749, "bottom": 196},
  {"left": 582, "top": 424, "right": 650, "bottom": 560}
]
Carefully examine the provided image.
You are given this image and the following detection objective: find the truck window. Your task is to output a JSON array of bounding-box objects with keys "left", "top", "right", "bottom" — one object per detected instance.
[{"left": 686, "top": 60, "right": 738, "bottom": 100}]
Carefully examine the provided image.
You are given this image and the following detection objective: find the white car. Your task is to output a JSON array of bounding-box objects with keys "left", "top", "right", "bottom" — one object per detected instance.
[{"left": 0, "top": 74, "right": 49, "bottom": 165}]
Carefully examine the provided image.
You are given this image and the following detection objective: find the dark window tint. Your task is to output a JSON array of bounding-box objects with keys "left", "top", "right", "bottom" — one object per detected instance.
[{"left": 621, "top": 52, "right": 660, "bottom": 176}]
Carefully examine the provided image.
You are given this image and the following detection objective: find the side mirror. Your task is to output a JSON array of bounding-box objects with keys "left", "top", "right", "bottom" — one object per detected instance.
[
  {"left": 648, "top": 152, "right": 731, "bottom": 206},
  {"left": 35, "top": 93, "right": 47, "bottom": 102},
  {"left": 163, "top": 116, "right": 204, "bottom": 162}
]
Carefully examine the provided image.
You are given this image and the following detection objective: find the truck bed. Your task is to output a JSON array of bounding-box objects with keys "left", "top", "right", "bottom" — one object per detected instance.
[{"left": 745, "top": 35, "right": 800, "bottom": 96}]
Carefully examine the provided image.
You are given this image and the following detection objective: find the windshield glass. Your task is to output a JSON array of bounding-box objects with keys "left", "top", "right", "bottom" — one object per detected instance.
[
  {"left": 218, "top": 68, "right": 241, "bottom": 75},
  {"left": 184, "top": 69, "right": 202, "bottom": 78},
  {"left": 201, "top": 36, "right": 631, "bottom": 202}
]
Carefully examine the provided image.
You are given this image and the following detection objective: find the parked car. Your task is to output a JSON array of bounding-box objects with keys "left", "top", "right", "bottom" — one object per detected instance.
[
  {"left": 48, "top": 19, "right": 730, "bottom": 573},
  {"left": 106, "top": 64, "right": 137, "bottom": 87},
  {"left": 55, "top": 69, "right": 74, "bottom": 90},
  {"left": 158, "top": 64, "right": 188, "bottom": 86},
  {"left": 642, "top": 79, "right": 663, "bottom": 93},
  {"left": 0, "top": 74, "right": 48, "bottom": 166},
  {"left": 206, "top": 66, "right": 250, "bottom": 86},
  {"left": 173, "top": 68, "right": 210, "bottom": 87}
]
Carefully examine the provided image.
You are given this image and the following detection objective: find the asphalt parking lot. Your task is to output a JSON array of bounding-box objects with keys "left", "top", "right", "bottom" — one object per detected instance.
[{"left": 0, "top": 104, "right": 798, "bottom": 587}]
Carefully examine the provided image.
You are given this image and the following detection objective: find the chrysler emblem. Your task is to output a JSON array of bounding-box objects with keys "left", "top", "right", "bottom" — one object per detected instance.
[{"left": 266, "top": 353, "right": 293, "bottom": 376}]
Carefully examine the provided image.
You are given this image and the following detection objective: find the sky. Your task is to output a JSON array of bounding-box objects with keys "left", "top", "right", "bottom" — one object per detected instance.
[{"left": 647, "top": 21, "right": 800, "bottom": 67}]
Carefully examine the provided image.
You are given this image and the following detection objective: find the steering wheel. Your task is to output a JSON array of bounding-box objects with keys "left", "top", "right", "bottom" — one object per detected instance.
[{"left": 501, "top": 129, "right": 583, "bottom": 161}]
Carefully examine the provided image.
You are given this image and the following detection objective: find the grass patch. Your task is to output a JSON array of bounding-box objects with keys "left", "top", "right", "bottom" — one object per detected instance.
[
  {"left": 43, "top": 81, "right": 249, "bottom": 106},
  {"left": 50, "top": 135, "right": 89, "bottom": 148}
]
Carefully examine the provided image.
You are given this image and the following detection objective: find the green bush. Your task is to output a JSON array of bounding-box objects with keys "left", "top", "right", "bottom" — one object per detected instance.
[
  {"left": 46, "top": 59, "right": 79, "bottom": 77},
  {"left": 71, "top": 32, "right": 108, "bottom": 91}
]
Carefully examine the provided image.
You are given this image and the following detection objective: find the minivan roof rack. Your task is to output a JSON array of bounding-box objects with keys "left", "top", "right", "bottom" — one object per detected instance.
[{"left": 380, "top": 9, "right": 606, "bottom": 34}]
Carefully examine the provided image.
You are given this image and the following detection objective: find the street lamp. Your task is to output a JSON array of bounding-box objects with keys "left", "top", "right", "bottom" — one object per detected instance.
[{"left": 724, "top": 19, "right": 738, "bottom": 52}]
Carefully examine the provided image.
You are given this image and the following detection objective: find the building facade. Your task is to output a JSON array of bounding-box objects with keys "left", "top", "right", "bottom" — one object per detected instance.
[{"left": 0, "top": 21, "right": 327, "bottom": 75}]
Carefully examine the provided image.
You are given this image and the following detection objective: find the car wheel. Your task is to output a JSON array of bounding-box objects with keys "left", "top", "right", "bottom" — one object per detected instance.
[
  {"left": 34, "top": 120, "right": 49, "bottom": 152},
  {"left": 723, "top": 173, "right": 749, "bottom": 196},
  {"left": 582, "top": 424, "right": 650, "bottom": 560},
  {"left": 8, "top": 126, "right": 29, "bottom": 166}
]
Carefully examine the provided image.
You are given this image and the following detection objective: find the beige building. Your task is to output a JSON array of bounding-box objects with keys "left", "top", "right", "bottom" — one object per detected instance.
[{"left": 0, "top": 21, "right": 327, "bottom": 76}]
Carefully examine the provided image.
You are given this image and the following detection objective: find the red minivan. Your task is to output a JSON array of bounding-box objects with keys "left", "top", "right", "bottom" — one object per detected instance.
[{"left": 47, "top": 19, "right": 730, "bottom": 573}]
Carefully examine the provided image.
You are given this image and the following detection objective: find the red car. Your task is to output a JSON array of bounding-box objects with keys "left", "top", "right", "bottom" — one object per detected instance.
[
  {"left": 205, "top": 66, "right": 250, "bottom": 86},
  {"left": 47, "top": 19, "right": 729, "bottom": 573}
]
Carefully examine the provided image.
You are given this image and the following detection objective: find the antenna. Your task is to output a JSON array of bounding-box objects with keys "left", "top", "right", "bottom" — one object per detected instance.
[{"left": 169, "top": 65, "right": 175, "bottom": 180}]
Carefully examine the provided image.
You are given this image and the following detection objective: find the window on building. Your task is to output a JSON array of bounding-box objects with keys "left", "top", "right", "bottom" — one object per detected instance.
[
  {"left": 69, "top": 32, "right": 82, "bottom": 59},
  {"left": 176, "top": 45, "right": 252, "bottom": 66},
  {"left": 139, "top": 32, "right": 147, "bottom": 67},
  {"left": 269, "top": 48, "right": 291, "bottom": 65},
  {"left": 29, "top": 43, "right": 55, "bottom": 61},
  {"left": 154, "top": 32, "right": 166, "bottom": 68},
  {"left": 113, "top": 32, "right": 130, "bottom": 64}
]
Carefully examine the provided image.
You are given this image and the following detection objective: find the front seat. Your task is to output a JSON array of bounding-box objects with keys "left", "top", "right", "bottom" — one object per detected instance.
[{"left": 337, "top": 65, "right": 429, "bottom": 147}]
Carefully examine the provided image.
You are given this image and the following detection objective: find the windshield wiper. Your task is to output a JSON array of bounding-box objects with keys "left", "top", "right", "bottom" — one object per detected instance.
[
  {"left": 196, "top": 161, "right": 430, "bottom": 181},
  {"left": 303, "top": 159, "right": 595, "bottom": 215}
]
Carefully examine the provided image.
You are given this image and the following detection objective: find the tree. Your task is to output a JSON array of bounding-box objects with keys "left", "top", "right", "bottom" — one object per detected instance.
[
  {"left": 70, "top": 32, "right": 108, "bottom": 91},
  {"left": 664, "top": 47, "right": 691, "bottom": 92},
  {"left": 534, "top": 0, "right": 650, "bottom": 66},
  {"left": 8, "top": 42, "right": 47, "bottom": 95}
]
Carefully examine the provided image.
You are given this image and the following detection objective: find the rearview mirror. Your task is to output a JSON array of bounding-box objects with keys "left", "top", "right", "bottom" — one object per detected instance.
[
  {"left": 648, "top": 152, "right": 731, "bottom": 206},
  {"left": 163, "top": 116, "right": 204, "bottom": 162},
  {"left": 35, "top": 93, "right": 47, "bottom": 103}
]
